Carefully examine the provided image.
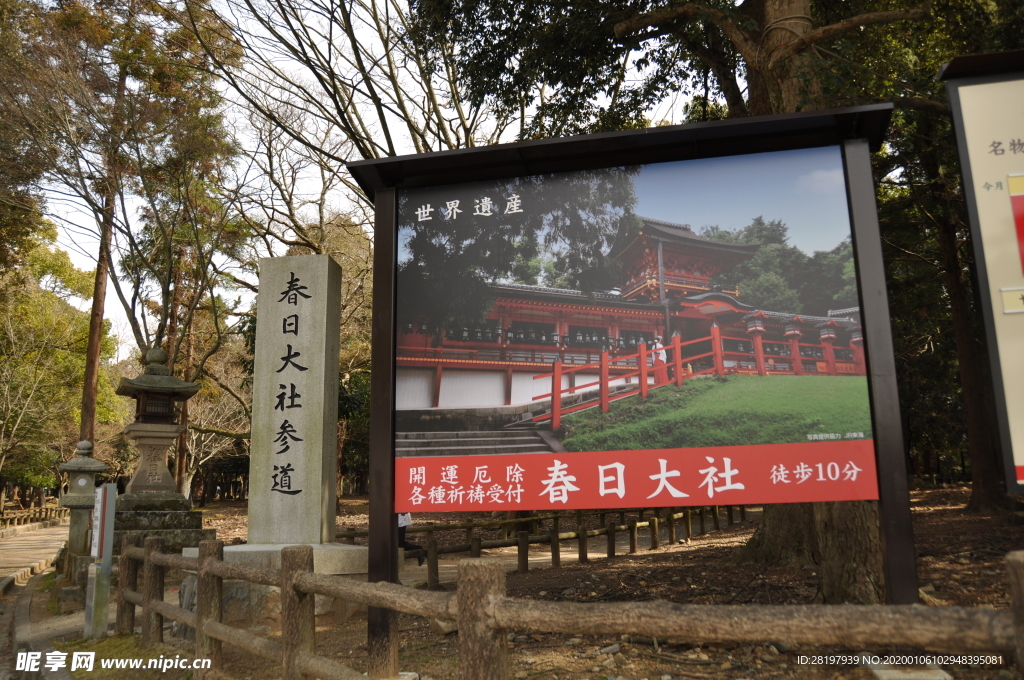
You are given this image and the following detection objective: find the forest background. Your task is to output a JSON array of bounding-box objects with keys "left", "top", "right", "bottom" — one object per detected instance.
[{"left": 0, "top": 0, "right": 1021, "bottom": 605}]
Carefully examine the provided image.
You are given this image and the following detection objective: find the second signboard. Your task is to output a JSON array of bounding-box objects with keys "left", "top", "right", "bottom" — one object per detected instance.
[{"left": 393, "top": 145, "right": 878, "bottom": 511}]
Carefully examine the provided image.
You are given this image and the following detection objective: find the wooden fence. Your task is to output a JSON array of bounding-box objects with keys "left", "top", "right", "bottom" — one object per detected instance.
[
  {"left": 0, "top": 506, "right": 69, "bottom": 528},
  {"left": 337, "top": 505, "right": 746, "bottom": 587},
  {"left": 118, "top": 535, "right": 1024, "bottom": 680}
]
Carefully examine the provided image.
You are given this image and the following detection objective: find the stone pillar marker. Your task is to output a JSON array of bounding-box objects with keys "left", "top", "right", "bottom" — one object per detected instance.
[
  {"left": 183, "top": 255, "right": 368, "bottom": 626},
  {"left": 249, "top": 255, "right": 341, "bottom": 545}
]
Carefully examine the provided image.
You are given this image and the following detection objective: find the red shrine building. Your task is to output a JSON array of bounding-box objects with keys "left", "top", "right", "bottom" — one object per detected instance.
[{"left": 396, "top": 217, "right": 866, "bottom": 411}]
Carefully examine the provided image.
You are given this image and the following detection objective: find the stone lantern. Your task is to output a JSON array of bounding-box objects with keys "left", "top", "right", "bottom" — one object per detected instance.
[
  {"left": 60, "top": 441, "right": 107, "bottom": 555},
  {"left": 111, "top": 348, "right": 214, "bottom": 554},
  {"left": 115, "top": 348, "right": 200, "bottom": 512}
]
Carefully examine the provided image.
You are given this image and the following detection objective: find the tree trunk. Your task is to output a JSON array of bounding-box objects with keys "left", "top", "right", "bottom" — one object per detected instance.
[
  {"left": 733, "top": 503, "right": 818, "bottom": 565},
  {"left": 935, "top": 218, "right": 1006, "bottom": 511},
  {"left": 78, "top": 192, "right": 113, "bottom": 443},
  {"left": 79, "top": 60, "right": 127, "bottom": 445},
  {"left": 814, "top": 501, "right": 885, "bottom": 603},
  {"left": 174, "top": 329, "right": 192, "bottom": 494},
  {"left": 736, "top": 0, "right": 885, "bottom": 604}
]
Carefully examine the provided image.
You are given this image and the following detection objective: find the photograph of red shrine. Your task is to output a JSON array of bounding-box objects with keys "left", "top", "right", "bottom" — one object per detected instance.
[{"left": 392, "top": 146, "right": 879, "bottom": 511}]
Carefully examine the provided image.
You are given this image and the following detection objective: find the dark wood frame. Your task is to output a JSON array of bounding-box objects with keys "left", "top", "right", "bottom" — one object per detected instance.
[
  {"left": 941, "top": 54, "right": 1024, "bottom": 497},
  {"left": 352, "top": 104, "right": 919, "bottom": 671}
]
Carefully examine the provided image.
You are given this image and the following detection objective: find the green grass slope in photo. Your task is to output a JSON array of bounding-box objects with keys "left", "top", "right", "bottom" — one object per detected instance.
[{"left": 559, "top": 375, "right": 873, "bottom": 452}]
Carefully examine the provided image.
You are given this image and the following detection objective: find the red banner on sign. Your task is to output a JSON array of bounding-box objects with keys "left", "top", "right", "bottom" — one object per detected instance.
[
  {"left": 394, "top": 440, "right": 878, "bottom": 512},
  {"left": 1012, "top": 174, "right": 1024, "bottom": 274}
]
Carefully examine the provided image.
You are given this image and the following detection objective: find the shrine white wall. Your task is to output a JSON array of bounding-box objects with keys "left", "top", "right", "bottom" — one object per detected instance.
[
  {"left": 396, "top": 368, "right": 433, "bottom": 409},
  {"left": 438, "top": 369, "right": 504, "bottom": 408},
  {"left": 395, "top": 368, "right": 642, "bottom": 410}
]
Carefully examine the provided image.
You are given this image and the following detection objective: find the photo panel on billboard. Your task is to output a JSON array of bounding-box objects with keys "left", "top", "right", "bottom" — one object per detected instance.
[{"left": 392, "top": 145, "right": 880, "bottom": 512}]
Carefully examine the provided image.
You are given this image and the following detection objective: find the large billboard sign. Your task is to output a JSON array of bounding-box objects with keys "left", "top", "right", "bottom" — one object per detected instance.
[
  {"left": 390, "top": 147, "right": 878, "bottom": 511},
  {"left": 942, "top": 51, "right": 1024, "bottom": 494},
  {"left": 349, "top": 104, "right": 916, "bottom": 599}
]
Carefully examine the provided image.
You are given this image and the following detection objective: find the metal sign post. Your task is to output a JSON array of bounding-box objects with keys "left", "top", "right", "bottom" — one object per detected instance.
[{"left": 84, "top": 483, "right": 116, "bottom": 638}]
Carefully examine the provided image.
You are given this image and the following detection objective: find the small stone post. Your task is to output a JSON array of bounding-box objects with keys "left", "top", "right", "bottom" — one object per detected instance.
[
  {"left": 629, "top": 521, "right": 638, "bottom": 554},
  {"left": 458, "top": 560, "right": 508, "bottom": 680},
  {"left": 607, "top": 521, "right": 616, "bottom": 558},
  {"left": 281, "top": 546, "right": 315, "bottom": 680},
  {"left": 649, "top": 515, "right": 660, "bottom": 550}
]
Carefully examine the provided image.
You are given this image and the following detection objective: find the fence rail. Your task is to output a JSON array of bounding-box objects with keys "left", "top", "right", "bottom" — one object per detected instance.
[
  {"left": 338, "top": 505, "right": 745, "bottom": 587},
  {"left": 0, "top": 506, "right": 68, "bottom": 528},
  {"left": 117, "top": 534, "right": 1024, "bottom": 680}
]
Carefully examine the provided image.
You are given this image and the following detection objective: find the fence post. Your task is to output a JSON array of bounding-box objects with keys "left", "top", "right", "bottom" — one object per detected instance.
[
  {"left": 599, "top": 351, "right": 610, "bottom": 412},
  {"left": 629, "top": 521, "right": 638, "bottom": 554},
  {"left": 606, "top": 521, "right": 616, "bottom": 557},
  {"left": 578, "top": 516, "right": 588, "bottom": 564},
  {"left": 552, "top": 360, "right": 562, "bottom": 430},
  {"left": 458, "top": 560, "right": 508, "bottom": 680},
  {"left": 517, "top": 531, "right": 529, "bottom": 573},
  {"left": 471, "top": 536, "right": 482, "bottom": 558},
  {"left": 117, "top": 535, "right": 142, "bottom": 635},
  {"left": 667, "top": 509, "right": 677, "bottom": 545},
  {"left": 712, "top": 506, "right": 721, "bottom": 531},
  {"left": 740, "top": 505, "right": 747, "bottom": 522},
  {"left": 649, "top": 515, "right": 660, "bottom": 550},
  {"left": 673, "top": 335, "right": 683, "bottom": 386},
  {"left": 341, "top": 525, "right": 355, "bottom": 545},
  {"left": 550, "top": 517, "right": 560, "bottom": 568},
  {"left": 427, "top": 537, "right": 440, "bottom": 590},
  {"left": 638, "top": 343, "right": 649, "bottom": 398},
  {"left": 281, "top": 546, "right": 314, "bottom": 680},
  {"left": 1005, "top": 551, "right": 1024, "bottom": 669},
  {"left": 638, "top": 508, "right": 644, "bottom": 523},
  {"left": 711, "top": 323, "right": 724, "bottom": 375},
  {"left": 142, "top": 537, "right": 164, "bottom": 646},
  {"left": 196, "top": 540, "right": 223, "bottom": 675}
]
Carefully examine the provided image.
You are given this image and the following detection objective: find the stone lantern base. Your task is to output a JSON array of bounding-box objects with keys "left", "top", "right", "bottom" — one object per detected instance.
[{"left": 108, "top": 422, "right": 216, "bottom": 554}]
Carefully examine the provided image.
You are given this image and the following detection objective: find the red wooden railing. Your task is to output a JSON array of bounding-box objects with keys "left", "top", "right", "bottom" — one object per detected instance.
[
  {"left": 529, "top": 330, "right": 866, "bottom": 428},
  {"left": 531, "top": 335, "right": 718, "bottom": 428}
]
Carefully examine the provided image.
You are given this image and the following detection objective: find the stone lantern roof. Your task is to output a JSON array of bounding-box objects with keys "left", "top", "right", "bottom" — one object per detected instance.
[
  {"left": 60, "top": 441, "right": 107, "bottom": 509},
  {"left": 60, "top": 440, "right": 107, "bottom": 474},
  {"left": 115, "top": 348, "right": 200, "bottom": 400}
]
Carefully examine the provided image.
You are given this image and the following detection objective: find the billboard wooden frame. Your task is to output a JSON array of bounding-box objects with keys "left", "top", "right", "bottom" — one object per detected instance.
[{"left": 349, "top": 105, "right": 918, "bottom": 662}]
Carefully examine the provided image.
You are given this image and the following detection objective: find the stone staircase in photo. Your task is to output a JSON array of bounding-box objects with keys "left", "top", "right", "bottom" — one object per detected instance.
[{"left": 395, "top": 428, "right": 565, "bottom": 457}]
